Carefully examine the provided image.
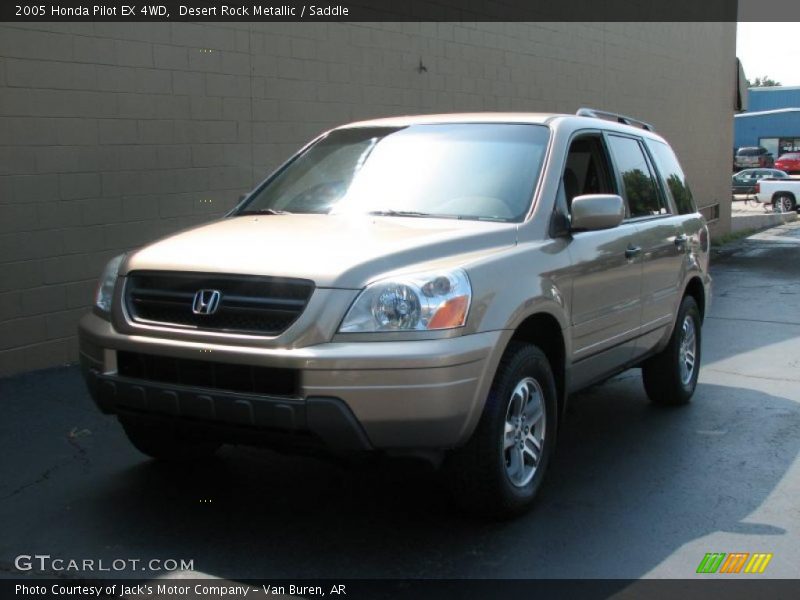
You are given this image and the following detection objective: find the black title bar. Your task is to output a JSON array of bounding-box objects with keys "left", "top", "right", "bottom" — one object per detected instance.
[{"left": 2, "top": 0, "right": 790, "bottom": 23}]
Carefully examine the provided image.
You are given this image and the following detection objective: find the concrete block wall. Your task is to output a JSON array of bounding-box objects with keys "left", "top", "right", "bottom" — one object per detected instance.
[{"left": 0, "top": 22, "right": 736, "bottom": 376}]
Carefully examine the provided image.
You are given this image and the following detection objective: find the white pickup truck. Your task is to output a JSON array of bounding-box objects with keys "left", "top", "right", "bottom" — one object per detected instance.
[{"left": 755, "top": 178, "right": 800, "bottom": 212}]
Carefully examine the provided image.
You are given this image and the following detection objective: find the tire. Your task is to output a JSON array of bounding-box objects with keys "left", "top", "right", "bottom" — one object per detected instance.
[
  {"left": 642, "top": 296, "right": 701, "bottom": 406},
  {"left": 120, "top": 417, "right": 221, "bottom": 461},
  {"left": 445, "top": 342, "right": 557, "bottom": 518},
  {"left": 773, "top": 195, "right": 795, "bottom": 213}
]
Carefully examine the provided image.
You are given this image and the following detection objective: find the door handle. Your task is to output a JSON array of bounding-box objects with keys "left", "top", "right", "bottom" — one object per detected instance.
[
  {"left": 625, "top": 245, "right": 642, "bottom": 260},
  {"left": 674, "top": 234, "right": 689, "bottom": 249}
]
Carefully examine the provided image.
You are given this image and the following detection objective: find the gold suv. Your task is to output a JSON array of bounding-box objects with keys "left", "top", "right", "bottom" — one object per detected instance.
[{"left": 79, "top": 109, "right": 711, "bottom": 517}]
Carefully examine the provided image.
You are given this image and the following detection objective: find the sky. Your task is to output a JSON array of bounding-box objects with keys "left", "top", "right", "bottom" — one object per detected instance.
[{"left": 737, "top": 22, "right": 800, "bottom": 86}]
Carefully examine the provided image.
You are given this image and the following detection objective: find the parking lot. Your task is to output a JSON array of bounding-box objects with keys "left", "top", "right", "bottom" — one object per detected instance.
[{"left": 1, "top": 222, "right": 799, "bottom": 581}]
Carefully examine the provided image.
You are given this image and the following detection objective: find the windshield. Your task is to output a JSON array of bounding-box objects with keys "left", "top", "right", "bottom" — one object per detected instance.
[{"left": 236, "top": 123, "right": 550, "bottom": 222}]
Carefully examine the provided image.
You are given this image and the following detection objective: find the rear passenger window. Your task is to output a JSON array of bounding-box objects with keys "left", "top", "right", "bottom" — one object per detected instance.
[
  {"left": 648, "top": 139, "right": 696, "bottom": 215},
  {"left": 607, "top": 135, "right": 667, "bottom": 218}
]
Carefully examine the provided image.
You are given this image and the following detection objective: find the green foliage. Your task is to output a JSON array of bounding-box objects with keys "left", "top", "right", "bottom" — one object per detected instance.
[
  {"left": 622, "top": 169, "right": 657, "bottom": 216},
  {"left": 747, "top": 76, "right": 781, "bottom": 87},
  {"left": 666, "top": 173, "right": 694, "bottom": 214}
]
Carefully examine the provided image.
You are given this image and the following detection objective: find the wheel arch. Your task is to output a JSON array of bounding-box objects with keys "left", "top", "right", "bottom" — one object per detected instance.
[
  {"left": 683, "top": 276, "right": 706, "bottom": 323},
  {"left": 771, "top": 190, "right": 796, "bottom": 203},
  {"left": 507, "top": 312, "right": 567, "bottom": 419}
]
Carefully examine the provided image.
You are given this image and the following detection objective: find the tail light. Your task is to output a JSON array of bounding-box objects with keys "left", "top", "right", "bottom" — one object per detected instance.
[{"left": 755, "top": 182, "right": 760, "bottom": 193}]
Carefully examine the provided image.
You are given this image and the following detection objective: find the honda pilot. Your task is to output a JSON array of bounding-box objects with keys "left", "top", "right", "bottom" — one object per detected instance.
[{"left": 79, "top": 109, "right": 711, "bottom": 516}]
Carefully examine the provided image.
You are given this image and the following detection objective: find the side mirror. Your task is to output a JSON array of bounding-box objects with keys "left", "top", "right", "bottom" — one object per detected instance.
[{"left": 570, "top": 194, "right": 625, "bottom": 231}]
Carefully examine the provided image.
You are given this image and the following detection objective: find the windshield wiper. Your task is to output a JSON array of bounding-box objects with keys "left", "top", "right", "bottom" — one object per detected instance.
[
  {"left": 367, "top": 209, "right": 461, "bottom": 219},
  {"left": 237, "top": 208, "right": 292, "bottom": 216}
]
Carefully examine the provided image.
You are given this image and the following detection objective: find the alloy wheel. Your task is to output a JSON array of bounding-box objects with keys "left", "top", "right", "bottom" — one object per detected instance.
[
  {"left": 503, "top": 377, "right": 546, "bottom": 487},
  {"left": 775, "top": 196, "right": 793, "bottom": 213},
  {"left": 678, "top": 315, "right": 697, "bottom": 385}
]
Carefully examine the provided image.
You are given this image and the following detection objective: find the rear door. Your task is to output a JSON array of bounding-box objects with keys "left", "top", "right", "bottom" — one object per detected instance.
[
  {"left": 605, "top": 134, "right": 684, "bottom": 362},
  {"left": 634, "top": 138, "right": 698, "bottom": 359}
]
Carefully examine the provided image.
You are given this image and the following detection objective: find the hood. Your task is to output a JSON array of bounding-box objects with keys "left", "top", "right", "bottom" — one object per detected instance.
[{"left": 124, "top": 214, "right": 517, "bottom": 288}]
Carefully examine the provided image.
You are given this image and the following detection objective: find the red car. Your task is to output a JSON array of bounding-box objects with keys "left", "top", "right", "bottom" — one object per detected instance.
[{"left": 775, "top": 153, "right": 800, "bottom": 174}]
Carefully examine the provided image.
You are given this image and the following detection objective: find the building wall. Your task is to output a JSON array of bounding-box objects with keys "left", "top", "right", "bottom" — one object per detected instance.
[
  {"left": 734, "top": 110, "right": 800, "bottom": 148},
  {"left": 0, "top": 22, "right": 736, "bottom": 376},
  {"left": 735, "top": 88, "right": 800, "bottom": 155},
  {"left": 747, "top": 87, "right": 800, "bottom": 112}
]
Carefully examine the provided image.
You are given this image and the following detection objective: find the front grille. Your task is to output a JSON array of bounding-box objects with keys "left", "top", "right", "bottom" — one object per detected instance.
[
  {"left": 124, "top": 271, "right": 314, "bottom": 335},
  {"left": 117, "top": 351, "right": 299, "bottom": 397}
]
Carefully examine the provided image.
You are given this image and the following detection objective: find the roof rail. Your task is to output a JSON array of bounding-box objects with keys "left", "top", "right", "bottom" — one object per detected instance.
[{"left": 576, "top": 107, "right": 654, "bottom": 132}]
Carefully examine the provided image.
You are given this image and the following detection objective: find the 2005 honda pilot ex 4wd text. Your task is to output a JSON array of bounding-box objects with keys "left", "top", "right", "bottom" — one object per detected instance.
[{"left": 79, "top": 109, "right": 711, "bottom": 517}]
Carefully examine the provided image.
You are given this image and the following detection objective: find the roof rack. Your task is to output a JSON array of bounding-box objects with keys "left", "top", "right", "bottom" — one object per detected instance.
[{"left": 576, "top": 107, "right": 654, "bottom": 132}]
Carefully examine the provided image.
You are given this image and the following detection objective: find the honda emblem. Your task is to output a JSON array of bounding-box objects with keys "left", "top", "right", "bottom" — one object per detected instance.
[{"left": 192, "top": 289, "right": 222, "bottom": 315}]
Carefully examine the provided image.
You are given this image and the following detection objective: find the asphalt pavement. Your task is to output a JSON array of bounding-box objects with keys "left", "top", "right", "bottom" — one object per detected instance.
[{"left": 1, "top": 222, "right": 799, "bottom": 581}]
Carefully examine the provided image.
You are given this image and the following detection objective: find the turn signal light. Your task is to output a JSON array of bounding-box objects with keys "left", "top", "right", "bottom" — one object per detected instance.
[{"left": 427, "top": 295, "right": 469, "bottom": 330}]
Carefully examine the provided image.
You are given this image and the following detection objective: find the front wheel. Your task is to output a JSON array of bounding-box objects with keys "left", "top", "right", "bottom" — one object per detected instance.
[
  {"left": 445, "top": 342, "right": 557, "bottom": 518},
  {"left": 642, "top": 296, "right": 702, "bottom": 405}
]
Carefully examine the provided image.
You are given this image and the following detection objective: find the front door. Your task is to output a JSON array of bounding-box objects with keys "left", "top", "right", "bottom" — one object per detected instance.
[
  {"left": 562, "top": 133, "right": 645, "bottom": 389},
  {"left": 568, "top": 224, "right": 644, "bottom": 366}
]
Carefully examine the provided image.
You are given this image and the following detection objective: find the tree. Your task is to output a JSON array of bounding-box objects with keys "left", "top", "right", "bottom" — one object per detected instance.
[
  {"left": 622, "top": 169, "right": 658, "bottom": 216},
  {"left": 747, "top": 76, "right": 781, "bottom": 87}
]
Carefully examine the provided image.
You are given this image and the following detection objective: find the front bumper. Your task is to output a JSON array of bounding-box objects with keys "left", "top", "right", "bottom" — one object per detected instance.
[{"left": 78, "top": 312, "right": 504, "bottom": 451}]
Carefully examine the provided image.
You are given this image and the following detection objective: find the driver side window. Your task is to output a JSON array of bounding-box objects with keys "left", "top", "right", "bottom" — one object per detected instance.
[
  {"left": 551, "top": 134, "right": 617, "bottom": 237},
  {"left": 562, "top": 135, "right": 616, "bottom": 213}
]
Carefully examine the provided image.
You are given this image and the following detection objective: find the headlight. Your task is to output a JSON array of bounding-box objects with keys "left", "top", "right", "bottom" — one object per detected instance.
[
  {"left": 94, "top": 254, "right": 125, "bottom": 314},
  {"left": 339, "top": 269, "right": 471, "bottom": 333}
]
